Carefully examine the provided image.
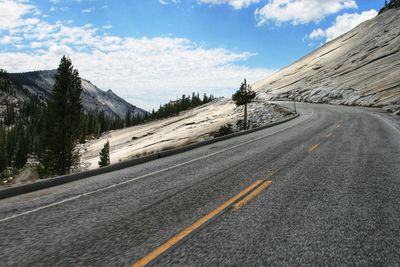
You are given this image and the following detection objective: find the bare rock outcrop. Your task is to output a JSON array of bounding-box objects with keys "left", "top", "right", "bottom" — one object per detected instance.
[
  {"left": 380, "top": 0, "right": 400, "bottom": 14},
  {"left": 253, "top": 6, "right": 400, "bottom": 114}
]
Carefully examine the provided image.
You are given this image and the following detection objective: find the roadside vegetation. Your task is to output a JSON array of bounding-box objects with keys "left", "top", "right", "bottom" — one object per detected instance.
[
  {"left": 214, "top": 79, "right": 258, "bottom": 137},
  {"left": 232, "top": 79, "right": 256, "bottom": 130},
  {"left": 98, "top": 140, "right": 110, "bottom": 167},
  {"left": 214, "top": 123, "right": 234, "bottom": 137}
]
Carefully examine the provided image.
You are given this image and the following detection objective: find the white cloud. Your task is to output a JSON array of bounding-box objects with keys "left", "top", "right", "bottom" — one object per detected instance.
[
  {"left": 308, "top": 28, "right": 325, "bottom": 39},
  {"left": 324, "top": 9, "right": 377, "bottom": 41},
  {"left": 0, "top": 0, "right": 36, "bottom": 30},
  {"left": 198, "top": 0, "right": 260, "bottom": 9},
  {"left": 161, "top": 0, "right": 260, "bottom": 9},
  {"left": 50, "top": 6, "right": 69, "bottom": 12},
  {"left": 255, "top": 0, "right": 357, "bottom": 26},
  {"left": 102, "top": 25, "right": 112, "bottom": 29},
  {"left": 0, "top": 35, "right": 23, "bottom": 45},
  {"left": 81, "top": 7, "right": 95, "bottom": 13},
  {"left": 0, "top": 0, "right": 274, "bottom": 110},
  {"left": 50, "top": 0, "right": 98, "bottom": 2},
  {"left": 0, "top": 40, "right": 274, "bottom": 109},
  {"left": 308, "top": 9, "right": 377, "bottom": 42},
  {"left": 158, "top": 0, "right": 181, "bottom": 5}
]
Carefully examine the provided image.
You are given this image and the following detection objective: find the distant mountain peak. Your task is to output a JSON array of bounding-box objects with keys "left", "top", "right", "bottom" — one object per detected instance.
[
  {"left": 106, "top": 89, "right": 117, "bottom": 96},
  {"left": 9, "top": 70, "right": 148, "bottom": 118}
]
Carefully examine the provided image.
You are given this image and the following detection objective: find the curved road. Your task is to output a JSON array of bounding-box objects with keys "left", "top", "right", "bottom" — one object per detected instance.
[{"left": 0, "top": 103, "right": 399, "bottom": 266}]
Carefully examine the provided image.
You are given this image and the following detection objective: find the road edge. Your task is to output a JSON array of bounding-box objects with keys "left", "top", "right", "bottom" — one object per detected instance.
[{"left": 0, "top": 113, "right": 299, "bottom": 200}]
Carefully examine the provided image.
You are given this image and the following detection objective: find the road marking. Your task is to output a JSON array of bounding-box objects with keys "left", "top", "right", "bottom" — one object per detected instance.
[
  {"left": 308, "top": 144, "right": 320, "bottom": 153},
  {"left": 375, "top": 114, "right": 400, "bottom": 137},
  {"left": 0, "top": 111, "right": 313, "bottom": 223},
  {"left": 233, "top": 180, "right": 272, "bottom": 211},
  {"left": 326, "top": 133, "right": 332, "bottom": 138},
  {"left": 131, "top": 180, "right": 265, "bottom": 267},
  {"left": 336, "top": 123, "right": 342, "bottom": 128}
]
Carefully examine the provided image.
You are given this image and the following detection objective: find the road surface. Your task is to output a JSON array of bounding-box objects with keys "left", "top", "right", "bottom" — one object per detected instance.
[{"left": 0, "top": 103, "right": 399, "bottom": 266}]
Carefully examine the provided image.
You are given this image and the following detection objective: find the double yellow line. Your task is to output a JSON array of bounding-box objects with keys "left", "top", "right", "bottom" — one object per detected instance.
[
  {"left": 132, "top": 179, "right": 273, "bottom": 267},
  {"left": 308, "top": 143, "right": 320, "bottom": 153},
  {"left": 233, "top": 180, "right": 273, "bottom": 211}
]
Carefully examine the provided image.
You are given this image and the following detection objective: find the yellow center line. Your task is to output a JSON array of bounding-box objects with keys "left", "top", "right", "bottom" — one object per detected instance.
[
  {"left": 132, "top": 179, "right": 264, "bottom": 267},
  {"left": 233, "top": 180, "right": 272, "bottom": 211},
  {"left": 308, "top": 143, "right": 320, "bottom": 153}
]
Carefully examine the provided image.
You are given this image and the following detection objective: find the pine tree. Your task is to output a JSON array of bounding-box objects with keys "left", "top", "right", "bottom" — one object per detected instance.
[
  {"left": 98, "top": 140, "right": 110, "bottom": 167},
  {"left": 14, "top": 126, "right": 28, "bottom": 169},
  {"left": 0, "top": 133, "right": 7, "bottom": 174},
  {"left": 232, "top": 79, "right": 256, "bottom": 130},
  {"left": 79, "top": 112, "right": 86, "bottom": 143},
  {"left": 125, "top": 110, "right": 131, "bottom": 127},
  {"left": 42, "top": 56, "right": 83, "bottom": 176},
  {"left": 98, "top": 111, "right": 106, "bottom": 136}
]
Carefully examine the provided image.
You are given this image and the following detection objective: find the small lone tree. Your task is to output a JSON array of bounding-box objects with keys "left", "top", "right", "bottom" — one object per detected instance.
[
  {"left": 98, "top": 140, "right": 110, "bottom": 167},
  {"left": 232, "top": 79, "right": 256, "bottom": 130},
  {"left": 215, "top": 123, "right": 233, "bottom": 137}
]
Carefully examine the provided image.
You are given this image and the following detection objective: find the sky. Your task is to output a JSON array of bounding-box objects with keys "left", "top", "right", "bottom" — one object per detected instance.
[{"left": 0, "top": 0, "right": 383, "bottom": 110}]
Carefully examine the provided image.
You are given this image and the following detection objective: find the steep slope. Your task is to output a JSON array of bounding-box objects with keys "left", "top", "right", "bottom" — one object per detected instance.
[
  {"left": 253, "top": 5, "right": 400, "bottom": 114},
  {"left": 0, "top": 72, "right": 31, "bottom": 122},
  {"left": 80, "top": 98, "right": 292, "bottom": 170},
  {"left": 9, "top": 70, "right": 148, "bottom": 118}
]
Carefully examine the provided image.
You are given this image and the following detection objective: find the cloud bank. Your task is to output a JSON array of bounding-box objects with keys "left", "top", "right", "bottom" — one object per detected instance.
[
  {"left": 198, "top": 0, "right": 260, "bottom": 9},
  {"left": 255, "top": 0, "right": 357, "bottom": 25},
  {"left": 0, "top": 0, "right": 274, "bottom": 110},
  {"left": 308, "top": 9, "right": 377, "bottom": 42}
]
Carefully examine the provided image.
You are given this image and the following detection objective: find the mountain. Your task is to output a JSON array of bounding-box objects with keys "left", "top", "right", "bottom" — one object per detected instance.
[
  {"left": 253, "top": 2, "right": 400, "bottom": 114},
  {"left": 9, "top": 70, "right": 148, "bottom": 118}
]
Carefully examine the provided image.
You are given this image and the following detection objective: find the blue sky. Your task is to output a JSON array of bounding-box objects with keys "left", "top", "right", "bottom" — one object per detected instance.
[{"left": 0, "top": 0, "right": 383, "bottom": 110}]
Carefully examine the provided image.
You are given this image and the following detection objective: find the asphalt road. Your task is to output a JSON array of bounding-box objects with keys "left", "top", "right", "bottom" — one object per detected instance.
[{"left": 0, "top": 103, "right": 399, "bottom": 266}]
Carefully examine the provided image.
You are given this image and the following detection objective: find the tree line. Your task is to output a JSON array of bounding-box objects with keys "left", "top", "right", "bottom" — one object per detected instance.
[
  {"left": 113, "top": 92, "right": 215, "bottom": 129},
  {"left": 148, "top": 92, "right": 214, "bottom": 121},
  {"left": 0, "top": 58, "right": 215, "bottom": 178}
]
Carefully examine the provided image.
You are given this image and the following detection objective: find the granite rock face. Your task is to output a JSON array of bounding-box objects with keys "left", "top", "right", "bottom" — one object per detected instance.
[
  {"left": 79, "top": 98, "right": 289, "bottom": 170},
  {"left": 253, "top": 7, "right": 400, "bottom": 114}
]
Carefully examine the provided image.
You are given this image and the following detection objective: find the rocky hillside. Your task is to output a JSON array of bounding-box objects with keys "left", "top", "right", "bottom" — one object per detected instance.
[
  {"left": 80, "top": 98, "right": 293, "bottom": 170},
  {"left": 253, "top": 3, "right": 400, "bottom": 114},
  {"left": 9, "top": 70, "right": 148, "bottom": 118}
]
